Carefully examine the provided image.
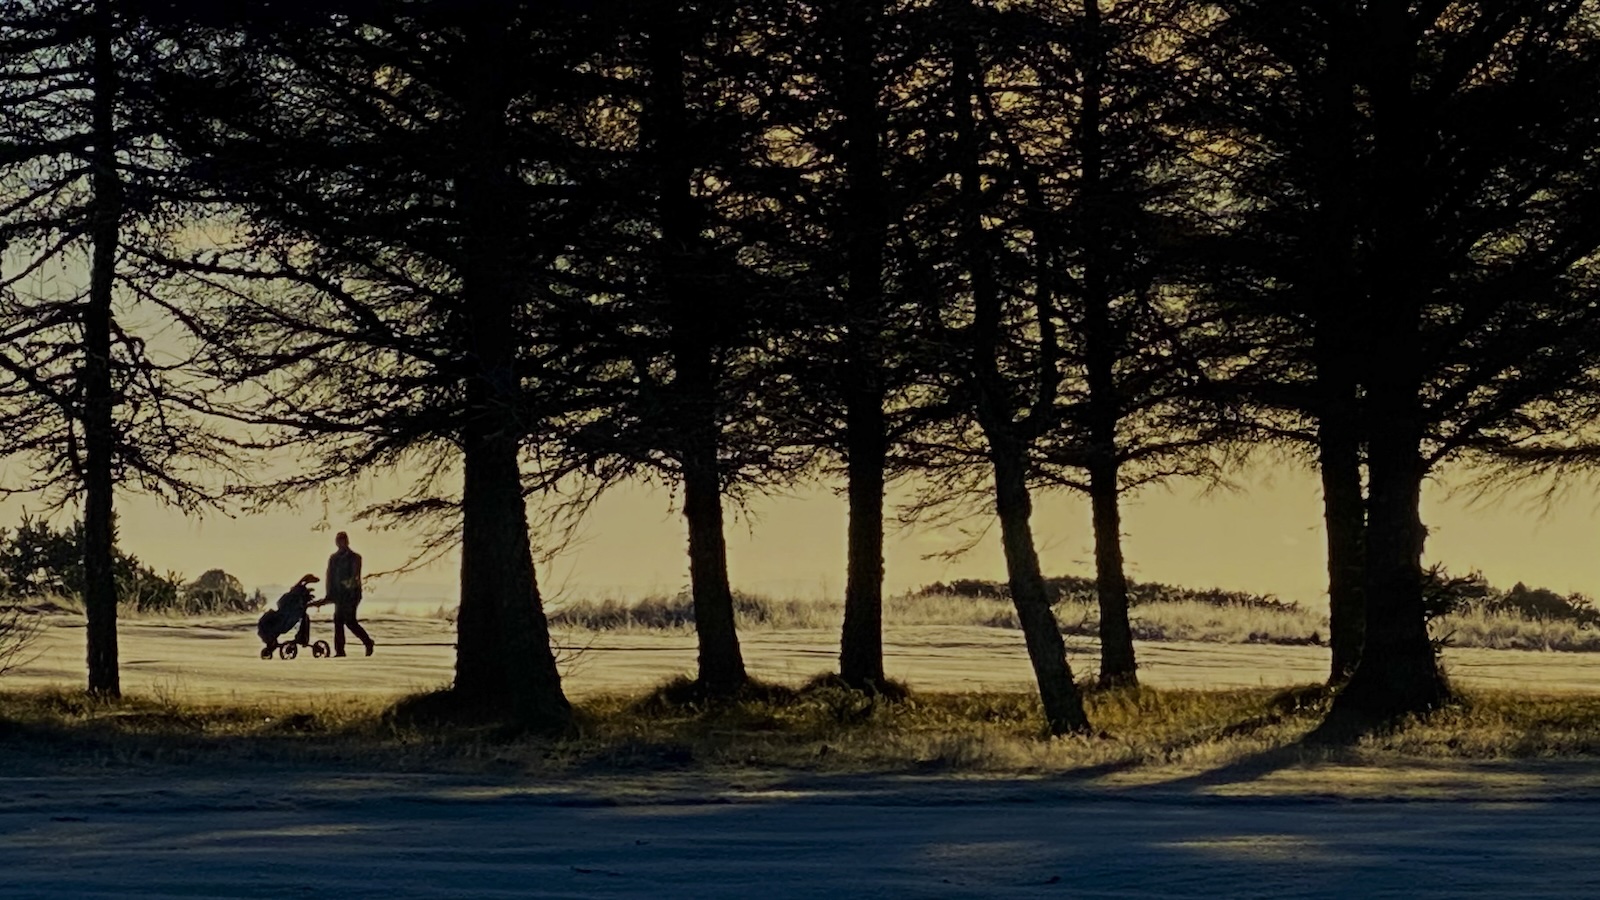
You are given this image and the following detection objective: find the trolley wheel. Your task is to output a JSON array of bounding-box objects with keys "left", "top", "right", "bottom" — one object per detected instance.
[
  {"left": 312, "top": 641, "right": 331, "bottom": 659},
  {"left": 279, "top": 642, "right": 299, "bottom": 660}
]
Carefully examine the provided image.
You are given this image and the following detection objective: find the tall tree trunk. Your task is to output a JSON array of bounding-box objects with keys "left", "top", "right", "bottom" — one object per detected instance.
[
  {"left": 840, "top": 397, "right": 886, "bottom": 688},
  {"left": 83, "top": 0, "right": 121, "bottom": 698},
  {"left": 1079, "top": 0, "right": 1136, "bottom": 688},
  {"left": 1318, "top": 373, "right": 1365, "bottom": 683},
  {"left": 451, "top": 14, "right": 570, "bottom": 727},
  {"left": 837, "top": 1, "right": 889, "bottom": 691},
  {"left": 953, "top": 8, "right": 1089, "bottom": 734},
  {"left": 1309, "top": 13, "right": 1364, "bottom": 685},
  {"left": 1313, "top": 374, "right": 1444, "bottom": 738},
  {"left": 457, "top": 424, "right": 571, "bottom": 727},
  {"left": 1082, "top": 293, "right": 1135, "bottom": 687},
  {"left": 1318, "top": 225, "right": 1442, "bottom": 738},
  {"left": 452, "top": 433, "right": 501, "bottom": 699},
  {"left": 992, "top": 444, "right": 1092, "bottom": 736},
  {"left": 1312, "top": 8, "right": 1446, "bottom": 739},
  {"left": 681, "top": 430, "right": 746, "bottom": 695},
  {"left": 648, "top": 4, "right": 746, "bottom": 695},
  {"left": 1087, "top": 458, "right": 1135, "bottom": 687}
]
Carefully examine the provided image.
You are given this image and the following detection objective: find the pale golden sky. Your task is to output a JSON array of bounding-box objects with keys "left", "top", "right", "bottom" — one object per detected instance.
[{"left": 4, "top": 460, "right": 1597, "bottom": 610}]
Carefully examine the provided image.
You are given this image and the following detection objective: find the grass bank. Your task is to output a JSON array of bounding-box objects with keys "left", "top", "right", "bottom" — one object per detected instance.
[
  {"left": 544, "top": 590, "right": 1328, "bottom": 645},
  {"left": 4, "top": 680, "right": 1598, "bottom": 777},
  {"left": 1431, "top": 607, "right": 1600, "bottom": 652},
  {"left": 543, "top": 588, "right": 1597, "bottom": 652}
]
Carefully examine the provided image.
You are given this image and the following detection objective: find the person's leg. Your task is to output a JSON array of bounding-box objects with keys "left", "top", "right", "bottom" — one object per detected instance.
[
  {"left": 333, "top": 605, "right": 348, "bottom": 656},
  {"left": 345, "top": 600, "right": 373, "bottom": 655}
]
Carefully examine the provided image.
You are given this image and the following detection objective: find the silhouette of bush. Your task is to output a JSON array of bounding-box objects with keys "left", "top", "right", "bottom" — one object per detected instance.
[
  {"left": 1495, "top": 583, "right": 1600, "bottom": 627},
  {"left": 171, "top": 569, "right": 258, "bottom": 615},
  {"left": 0, "top": 513, "right": 193, "bottom": 614},
  {"left": 1423, "top": 565, "right": 1599, "bottom": 628}
]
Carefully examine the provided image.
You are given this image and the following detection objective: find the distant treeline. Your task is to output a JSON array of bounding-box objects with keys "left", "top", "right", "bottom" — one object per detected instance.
[
  {"left": 0, "top": 514, "right": 259, "bottom": 616},
  {"left": 931, "top": 571, "right": 1600, "bottom": 628}
]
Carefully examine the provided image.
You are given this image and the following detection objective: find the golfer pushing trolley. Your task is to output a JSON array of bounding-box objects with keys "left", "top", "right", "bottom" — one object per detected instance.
[{"left": 255, "top": 532, "right": 375, "bottom": 661}]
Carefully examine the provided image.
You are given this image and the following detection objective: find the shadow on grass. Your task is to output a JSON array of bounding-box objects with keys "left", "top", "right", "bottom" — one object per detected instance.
[
  {"left": 1, "top": 677, "right": 1318, "bottom": 779},
  {"left": 384, "top": 687, "right": 577, "bottom": 741},
  {"left": 1119, "top": 744, "right": 1333, "bottom": 797},
  {"left": 13, "top": 676, "right": 1600, "bottom": 789},
  {"left": 1100, "top": 682, "right": 1486, "bottom": 797}
]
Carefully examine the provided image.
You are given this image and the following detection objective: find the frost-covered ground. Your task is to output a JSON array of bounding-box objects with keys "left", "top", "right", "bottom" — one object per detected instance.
[
  {"left": 9, "top": 612, "right": 1600, "bottom": 700},
  {"left": 4, "top": 761, "right": 1600, "bottom": 898}
]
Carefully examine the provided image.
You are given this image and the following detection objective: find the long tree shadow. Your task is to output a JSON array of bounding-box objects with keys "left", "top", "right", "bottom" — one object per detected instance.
[
  {"left": 1094, "top": 686, "right": 1348, "bottom": 799},
  {"left": 1112, "top": 742, "right": 1335, "bottom": 799}
]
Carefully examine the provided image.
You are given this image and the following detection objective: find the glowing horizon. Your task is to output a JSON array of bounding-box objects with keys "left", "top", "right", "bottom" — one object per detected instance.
[{"left": 3, "top": 458, "right": 1595, "bottom": 611}]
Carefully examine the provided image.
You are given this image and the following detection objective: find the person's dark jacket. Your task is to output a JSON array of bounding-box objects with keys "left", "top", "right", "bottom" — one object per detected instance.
[{"left": 326, "top": 548, "right": 363, "bottom": 605}]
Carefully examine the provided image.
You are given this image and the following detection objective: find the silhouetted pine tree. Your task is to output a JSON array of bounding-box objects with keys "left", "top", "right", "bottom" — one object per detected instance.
[
  {"left": 155, "top": 0, "right": 581, "bottom": 727},
  {"left": 890, "top": 0, "right": 1228, "bottom": 718},
  {"left": 753, "top": 0, "right": 955, "bottom": 692},
  {"left": 539, "top": 0, "right": 821, "bottom": 698},
  {"left": 998, "top": 0, "right": 1231, "bottom": 689},
  {"left": 1193, "top": 0, "right": 1600, "bottom": 737},
  {"left": 823, "top": 0, "right": 897, "bottom": 693},
  {"left": 897, "top": 0, "right": 1100, "bottom": 734},
  {"left": 0, "top": 0, "right": 223, "bottom": 697},
  {"left": 1182, "top": 2, "right": 1371, "bottom": 684}
]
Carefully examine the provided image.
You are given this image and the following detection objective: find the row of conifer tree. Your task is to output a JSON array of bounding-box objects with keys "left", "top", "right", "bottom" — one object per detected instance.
[{"left": 3, "top": 0, "right": 1600, "bottom": 740}]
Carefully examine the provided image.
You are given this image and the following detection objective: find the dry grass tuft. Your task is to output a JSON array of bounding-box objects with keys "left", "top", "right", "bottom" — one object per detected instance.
[
  {"left": 1363, "top": 691, "right": 1600, "bottom": 757},
  {"left": 628, "top": 674, "right": 802, "bottom": 715},
  {"left": 797, "top": 672, "right": 913, "bottom": 701},
  {"left": 1431, "top": 608, "right": 1600, "bottom": 652}
]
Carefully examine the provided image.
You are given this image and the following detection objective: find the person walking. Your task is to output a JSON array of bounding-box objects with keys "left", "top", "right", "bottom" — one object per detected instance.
[{"left": 326, "top": 531, "right": 374, "bottom": 657}]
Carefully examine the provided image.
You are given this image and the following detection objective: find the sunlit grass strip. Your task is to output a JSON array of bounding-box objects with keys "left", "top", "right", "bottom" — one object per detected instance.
[
  {"left": 539, "top": 590, "right": 1600, "bottom": 653},
  {"left": 4, "top": 681, "right": 1600, "bottom": 776},
  {"left": 544, "top": 591, "right": 1329, "bottom": 645}
]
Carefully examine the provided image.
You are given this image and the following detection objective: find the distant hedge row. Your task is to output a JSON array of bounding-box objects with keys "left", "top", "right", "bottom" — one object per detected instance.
[
  {"left": 917, "top": 575, "right": 1302, "bottom": 611},
  {"left": 924, "top": 568, "right": 1600, "bottom": 627}
]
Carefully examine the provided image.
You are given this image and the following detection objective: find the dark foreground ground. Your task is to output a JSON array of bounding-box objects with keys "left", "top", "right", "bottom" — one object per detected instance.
[{"left": 4, "top": 758, "right": 1600, "bottom": 899}]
